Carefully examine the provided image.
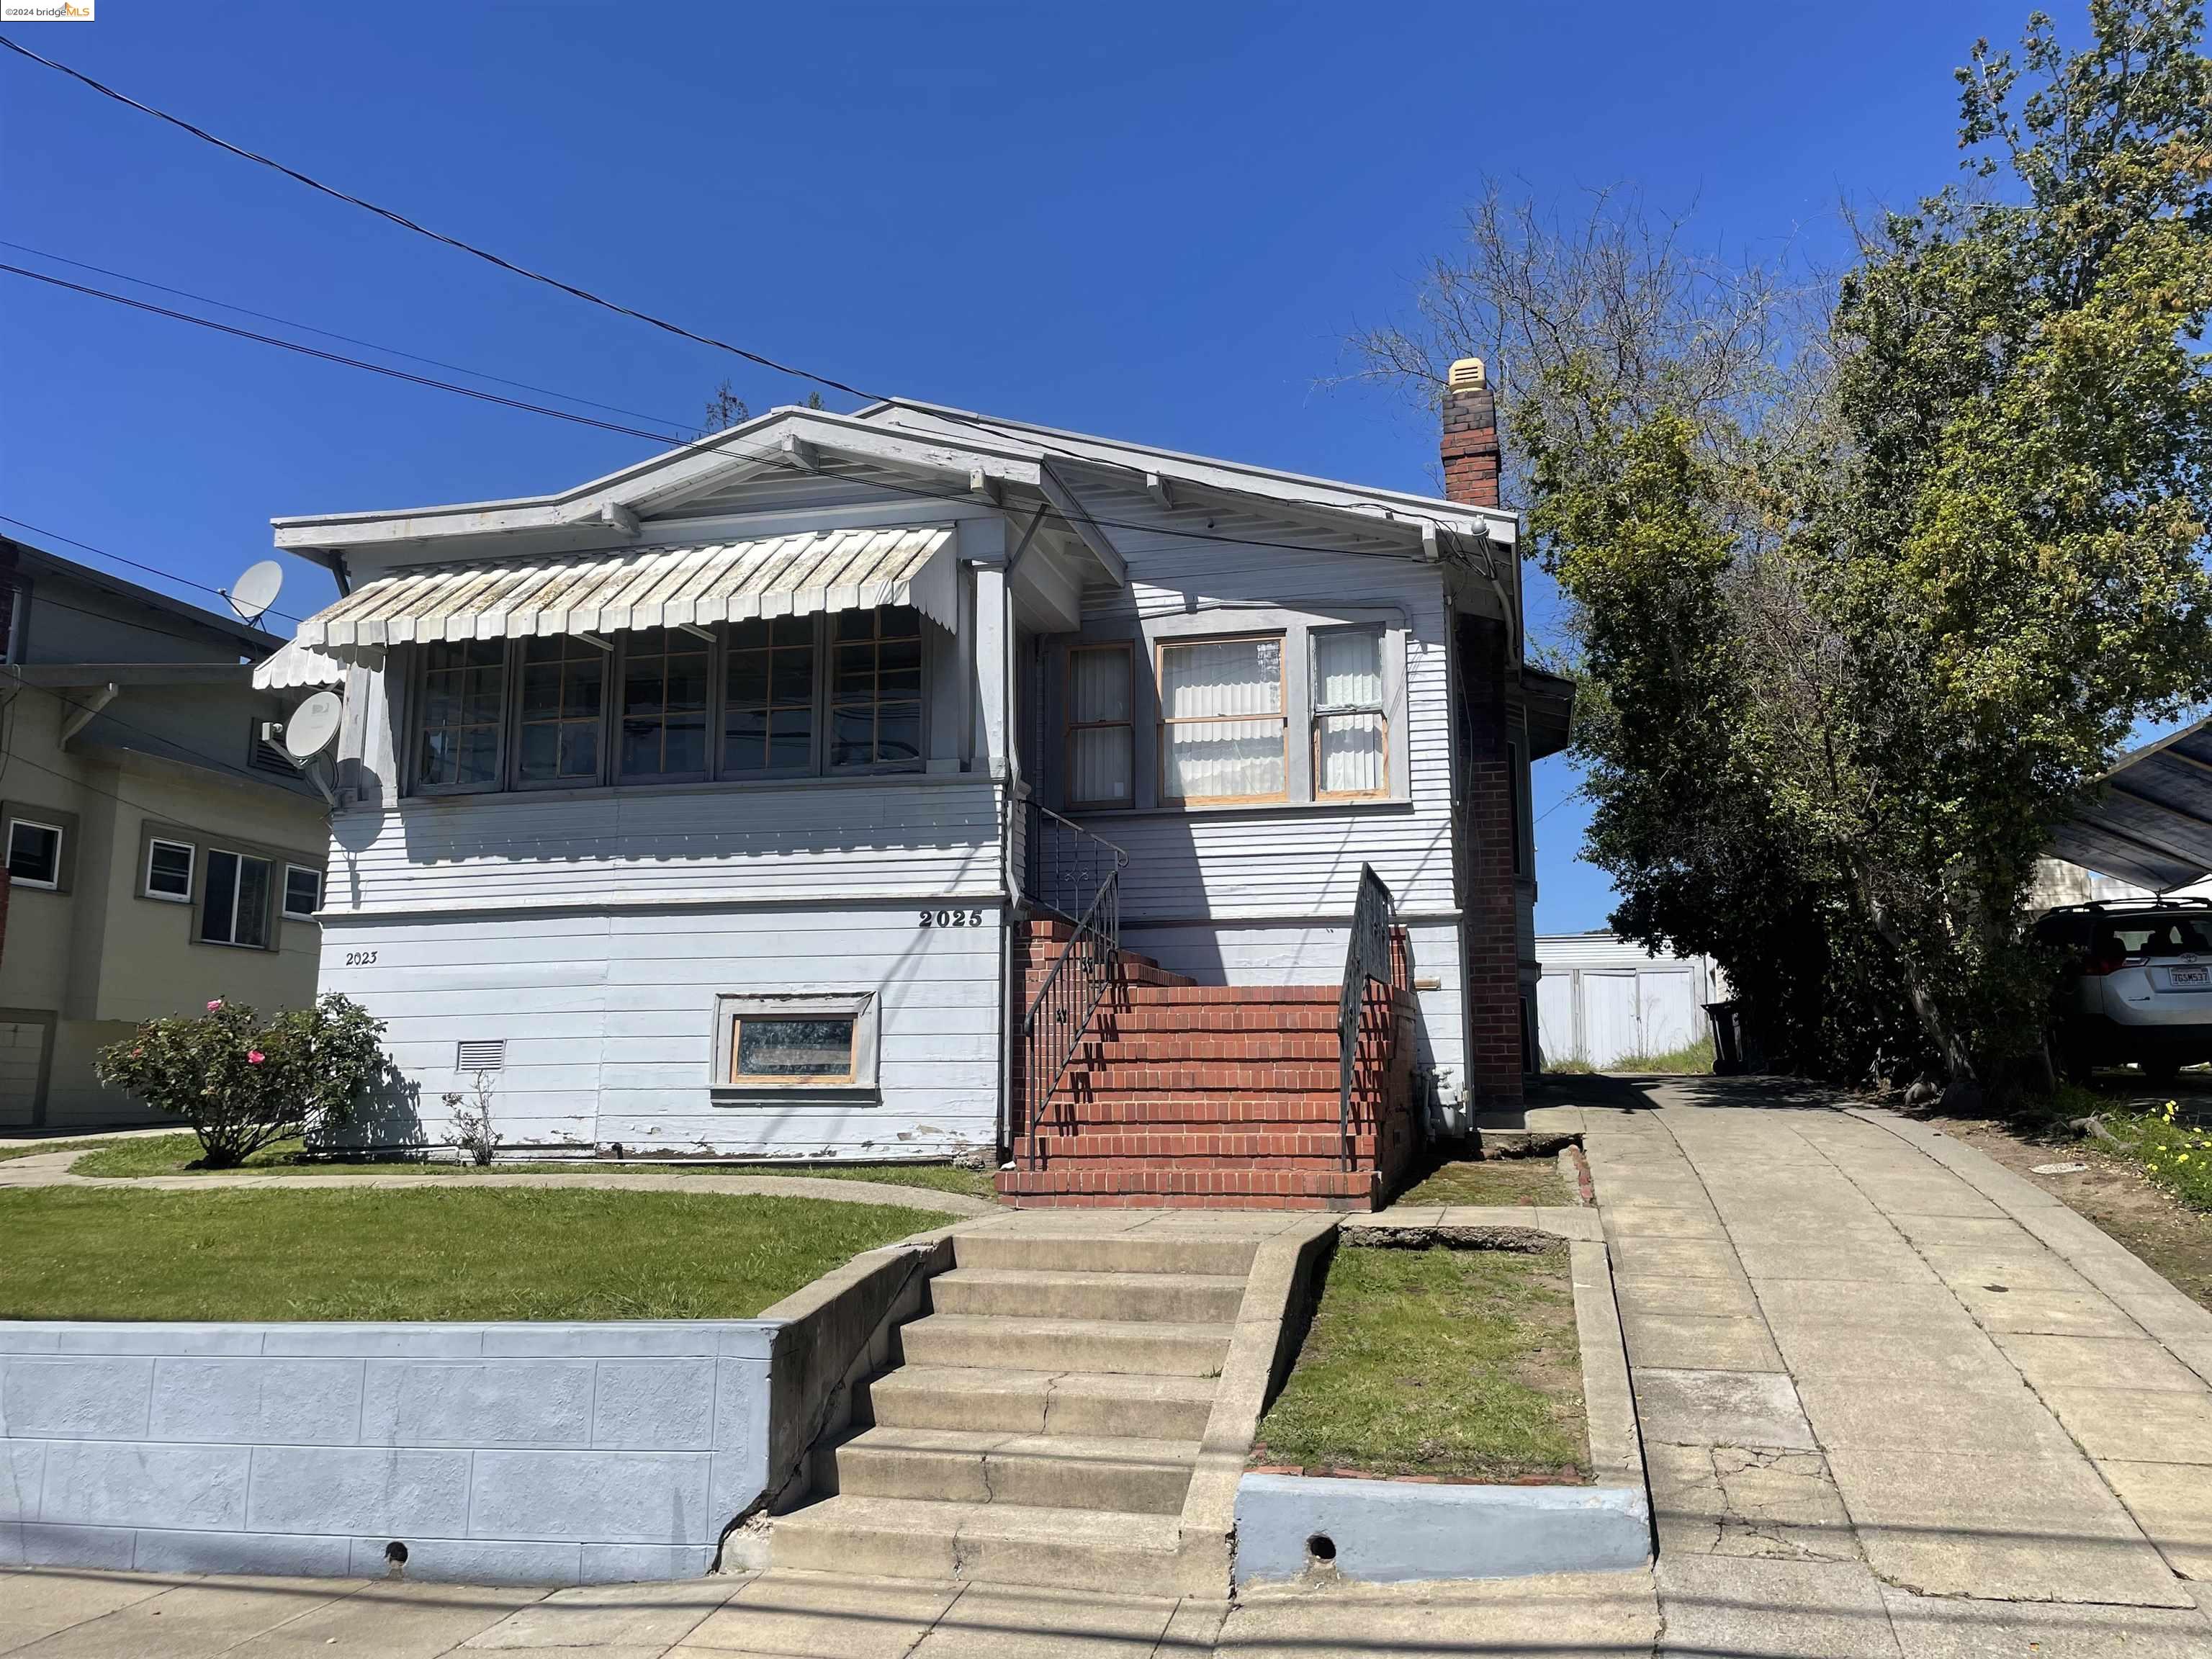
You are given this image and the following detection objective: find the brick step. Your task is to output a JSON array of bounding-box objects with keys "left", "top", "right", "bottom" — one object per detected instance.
[
  {"left": 1058, "top": 1033, "right": 1344, "bottom": 1064},
  {"left": 770, "top": 1493, "right": 1181, "bottom": 1596},
  {"left": 929, "top": 1266, "right": 1248, "bottom": 1323},
  {"left": 1020, "top": 961, "right": 1193, "bottom": 994},
  {"left": 1022, "top": 1096, "right": 1360, "bottom": 1125},
  {"left": 858, "top": 1364, "right": 1220, "bottom": 1440},
  {"left": 827, "top": 1425, "right": 1198, "bottom": 1517},
  {"left": 1020, "top": 1133, "right": 1370, "bottom": 1168},
  {"left": 898, "top": 1313, "right": 1231, "bottom": 1377},
  {"left": 950, "top": 1231, "right": 1263, "bottom": 1278},
  {"left": 1088, "top": 1004, "right": 1343, "bottom": 1034},
  {"left": 1118, "top": 985, "right": 1339, "bottom": 1007},
  {"left": 995, "top": 1167, "right": 1382, "bottom": 1211},
  {"left": 1050, "top": 1063, "right": 1347, "bottom": 1093}
]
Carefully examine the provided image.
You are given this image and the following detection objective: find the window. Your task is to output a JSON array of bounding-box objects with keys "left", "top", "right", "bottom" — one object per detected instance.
[
  {"left": 711, "top": 992, "right": 879, "bottom": 1093},
  {"left": 724, "top": 616, "right": 817, "bottom": 775},
  {"left": 6, "top": 819, "right": 61, "bottom": 890},
  {"left": 283, "top": 863, "right": 323, "bottom": 920},
  {"left": 145, "top": 837, "right": 194, "bottom": 902},
  {"left": 1313, "top": 628, "right": 1387, "bottom": 799},
  {"left": 416, "top": 639, "right": 507, "bottom": 791},
  {"left": 518, "top": 634, "right": 606, "bottom": 785},
  {"left": 1066, "top": 644, "right": 1133, "bottom": 808},
  {"left": 831, "top": 606, "right": 924, "bottom": 769},
  {"left": 1158, "top": 634, "right": 1286, "bottom": 804},
  {"left": 619, "top": 627, "right": 711, "bottom": 780},
  {"left": 200, "top": 849, "right": 272, "bottom": 948}
]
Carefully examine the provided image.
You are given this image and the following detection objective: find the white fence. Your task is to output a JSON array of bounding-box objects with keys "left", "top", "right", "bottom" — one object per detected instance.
[{"left": 1535, "top": 935, "right": 1719, "bottom": 1071}]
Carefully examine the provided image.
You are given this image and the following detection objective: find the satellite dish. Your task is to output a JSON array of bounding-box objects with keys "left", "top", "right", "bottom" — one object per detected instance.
[
  {"left": 283, "top": 690, "right": 343, "bottom": 763},
  {"left": 225, "top": 560, "right": 284, "bottom": 624}
]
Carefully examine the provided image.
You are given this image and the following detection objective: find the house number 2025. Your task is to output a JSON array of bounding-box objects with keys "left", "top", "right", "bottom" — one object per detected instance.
[{"left": 919, "top": 909, "right": 984, "bottom": 928}]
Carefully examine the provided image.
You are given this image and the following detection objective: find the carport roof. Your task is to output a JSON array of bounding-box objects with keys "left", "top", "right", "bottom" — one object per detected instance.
[{"left": 2050, "top": 714, "right": 2212, "bottom": 891}]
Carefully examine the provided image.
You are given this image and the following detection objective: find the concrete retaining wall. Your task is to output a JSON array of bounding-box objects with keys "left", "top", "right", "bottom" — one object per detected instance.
[{"left": 0, "top": 1320, "right": 774, "bottom": 1584}]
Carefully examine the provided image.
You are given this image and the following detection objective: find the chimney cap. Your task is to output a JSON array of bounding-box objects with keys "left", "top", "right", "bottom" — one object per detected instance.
[{"left": 1447, "top": 357, "right": 1486, "bottom": 392}]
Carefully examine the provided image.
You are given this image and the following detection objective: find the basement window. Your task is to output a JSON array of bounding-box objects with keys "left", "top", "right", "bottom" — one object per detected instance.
[{"left": 711, "top": 993, "right": 878, "bottom": 1097}]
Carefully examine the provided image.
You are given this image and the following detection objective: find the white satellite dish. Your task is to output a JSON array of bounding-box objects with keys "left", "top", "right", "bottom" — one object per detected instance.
[
  {"left": 225, "top": 560, "right": 284, "bottom": 624},
  {"left": 283, "top": 690, "right": 343, "bottom": 763}
]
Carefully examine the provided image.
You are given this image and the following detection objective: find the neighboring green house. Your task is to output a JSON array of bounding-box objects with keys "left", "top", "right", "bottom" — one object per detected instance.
[{"left": 0, "top": 535, "right": 329, "bottom": 1128}]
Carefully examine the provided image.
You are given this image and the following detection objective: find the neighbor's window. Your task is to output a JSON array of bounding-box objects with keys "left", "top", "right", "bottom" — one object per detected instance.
[
  {"left": 1066, "top": 643, "right": 1133, "bottom": 808},
  {"left": 200, "top": 849, "right": 272, "bottom": 948},
  {"left": 831, "top": 606, "right": 923, "bottom": 769},
  {"left": 517, "top": 634, "right": 606, "bottom": 786},
  {"left": 730, "top": 1015, "right": 857, "bottom": 1084},
  {"left": 145, "top": 837, "right": 194, "bottom": 902},
  {"left": 1312, "top": 627, "right": 1387, "bottom": 799},
  {"left": 416, "top": 639, "right": 508, "bottom": 791},
  {"left": 1158, "top": 634, "right": 1286, "bottom": 803},
  {"left": 724, "top": 616, "right": 817, "bottom": 775},
  {"left": 283, "top": 863, "right": 323, "bottom": 920},
  {"left": 6, "top": 819, "right": 61, "bottom": 889},
  {"left": 619, "top": 627, "right": 711, "bottom": 781}
]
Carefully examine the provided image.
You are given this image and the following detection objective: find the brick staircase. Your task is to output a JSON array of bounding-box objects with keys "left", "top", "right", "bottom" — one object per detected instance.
[
  {"left": 770, "top": 1222, "right": 1265, "bottom": 1595},
  {"left": 997, "top": 917, "right": 1418, "bottom": 1211}
]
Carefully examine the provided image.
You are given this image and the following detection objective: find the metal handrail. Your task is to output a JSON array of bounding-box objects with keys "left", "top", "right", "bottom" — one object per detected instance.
[
  {"left": 1020, "top": 866, "right": 1120, "bottom": 1148},
  {"left": 1023, "top": 798, "right": 1129, "bottom": 922},
  {"left": 1338, "top": 864, "right": 1398, "bottom": 1170}
]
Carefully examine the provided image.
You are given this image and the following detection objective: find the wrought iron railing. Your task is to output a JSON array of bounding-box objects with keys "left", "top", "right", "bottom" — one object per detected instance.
[
  {"left": 1020, "top": 866, "right": 1120, "bottom": 1147},
  {"left": 1022, "top": 797, "right": 1129, "bottom": 922},
  {"left": 1337, "top": 863, "right": 1399, "bottom": 1169}
]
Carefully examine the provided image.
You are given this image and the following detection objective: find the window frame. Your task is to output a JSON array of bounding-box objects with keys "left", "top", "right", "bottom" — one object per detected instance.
[
  {"left": 410, "top": 638, "right": 513, "bottom": 798},
  {"left": 615, "top": 626, "right": 716, "bottom": 786},
  {"left": 197, "top": 846, "right": 276, "bottom": 950},
  {"left": 710, "top": 991, "right": 880, "bottom": 1097},
  {"left": 826, "top": 606, "right": 928, "bottom": 776},
  {"left": 1154, "top": 630, "right": 1290, "bottom": 808},
  {"left": 513, "top": 632, "right": 613, "bottom": 791},
  {"left": 143, "top": 836, "right": 196, "bottom": 904},
  {"left": 720, "top": 613, "right": 826, "bottom": 781},
  {"left": 1064, "top": 641, "right": 1136, "bottom": 811},
  {"left": 5, "top": 817, "right": 65, "bottom": 891},
  {"left": 282, "top": 863, "right": 323, "bottom": 921},
  {"left": 1310, "top": 624, "right": 1390, "bottom": 803}
]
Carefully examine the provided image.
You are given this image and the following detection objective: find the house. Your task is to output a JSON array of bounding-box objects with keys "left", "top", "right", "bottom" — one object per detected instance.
[
  {"left": 255, "top": 362, "right": 1570, "bottom": 1205},
  {"left": 0, "top": 536, "right": 329, "bottom": 1128}
]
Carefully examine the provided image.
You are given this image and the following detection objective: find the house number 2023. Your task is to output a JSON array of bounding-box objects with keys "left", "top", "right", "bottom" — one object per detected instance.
[
  {"left": 919, "top": 909, "right": 984, "bottom": 928},
  {"left": 344, "top": 950, "right": 378, "bottom": 967}
]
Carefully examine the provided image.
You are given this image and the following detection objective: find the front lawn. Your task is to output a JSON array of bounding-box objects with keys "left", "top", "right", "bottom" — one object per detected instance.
[
  {"left": 0, "top": 1187, "right": 940, "bottom": 1321},
  {"left": 1251, "top": 1242, "right": 1589, "bottom": 1483},
  {"left": 1393, "top": 1152, "right": 1571, "bottom": 1209},
  {"left": 66, "top": 1133, "right": 996, "bottom": 1198}
]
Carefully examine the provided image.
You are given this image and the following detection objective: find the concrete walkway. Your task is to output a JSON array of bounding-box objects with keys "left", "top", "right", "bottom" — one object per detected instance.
[
  {"left": 1532, "top": 1074, "right": 2212, "bottom": 1656},
  {"left": 0, "top": 1146, "right": 997, "bottom": 1217}
]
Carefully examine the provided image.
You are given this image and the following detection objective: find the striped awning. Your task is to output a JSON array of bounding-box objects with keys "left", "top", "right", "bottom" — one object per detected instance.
[
  {"left": 289, "top": 524, "right": 959, "bottom": 665},
  {"left": 251, "top": 637, "right": 351, "bottom": 691}
]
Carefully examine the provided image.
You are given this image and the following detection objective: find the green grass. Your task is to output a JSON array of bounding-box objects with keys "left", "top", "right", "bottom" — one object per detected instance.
[
  {"left": 0, "top": 1187, "right": 940, "bottom": 1321},
  {"left": 0, "top": 1137, "right": 134, "bottom": 1164},
  {"left": 66, "top": 1133, "right": 997, "bottom": 1198},
  {"left": 1393, "top": 1154, "right": 1571, "bottom": 1208},
  {"left": 1547, "top": 1035, "right": 1714, "bottom": 1076},
  {"left": 1252, "top": 1244, "right": 1590, "bottom": 1483}
]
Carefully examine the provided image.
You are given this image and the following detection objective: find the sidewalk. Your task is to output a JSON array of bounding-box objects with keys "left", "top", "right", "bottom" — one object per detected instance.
[{"left": 1534, "top": 1073, "right": 2212, "bottom": 1655}]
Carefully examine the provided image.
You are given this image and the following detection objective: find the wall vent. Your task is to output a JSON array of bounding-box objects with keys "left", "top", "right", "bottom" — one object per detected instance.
[{"left": 456, "top": 1039, "right": 505, "bottom": 1073}]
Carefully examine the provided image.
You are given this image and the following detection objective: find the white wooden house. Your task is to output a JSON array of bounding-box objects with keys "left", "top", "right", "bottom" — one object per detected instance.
[{"left": 258, "top": 369, "right": 1569, "bottom": 1205}]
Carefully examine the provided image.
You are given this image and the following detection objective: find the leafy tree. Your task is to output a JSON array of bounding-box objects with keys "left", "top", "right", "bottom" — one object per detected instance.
[
  {"left": 1357, "top": 2, "right": 2212, "bottom": 1097},
  {"left": 96, "top": 994, "right": 390, "bottom": 1166}
]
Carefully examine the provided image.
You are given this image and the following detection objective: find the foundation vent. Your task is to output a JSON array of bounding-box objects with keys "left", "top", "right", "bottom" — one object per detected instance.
[{"left": 456, "top": 1039, "right": 506, "bottom": 1073}]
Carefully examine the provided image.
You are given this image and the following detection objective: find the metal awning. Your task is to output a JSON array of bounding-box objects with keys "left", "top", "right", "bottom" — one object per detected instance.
[
  {"left": 289, "top": 524, "right": 959, "bottom": 665},
  {"left": 251, "top": 638, "right": 350, "bottom": 691},
  {"left": 2051, "top": 714, "right": 2212, "bottom": 891}
]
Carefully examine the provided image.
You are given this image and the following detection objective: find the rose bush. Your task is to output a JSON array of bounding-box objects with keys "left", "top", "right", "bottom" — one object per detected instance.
[{"left": 95, "top": 994, "right": 389, "bottom": 1167}]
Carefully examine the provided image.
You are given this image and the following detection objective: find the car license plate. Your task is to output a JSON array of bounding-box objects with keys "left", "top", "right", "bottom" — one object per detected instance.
[{"left": 2171, "top": 965, "right": 2209, "bottom": 989}]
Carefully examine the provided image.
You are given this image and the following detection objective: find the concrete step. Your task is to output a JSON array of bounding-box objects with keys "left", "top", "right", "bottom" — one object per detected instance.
[
  {"left": 897, "top": 1313, "right": 1231, "bottom": 1377},
  {"left": 829, "top": 1425, "right": 1198, "bottom": 1516},
  {"left": 929, "top": 1266, "right": 1247, "bottom": 1323},
  {"left": 858, "top": 1364, "right": 1220, "bottom": 1440},
  {"left": 771, "top": 1493, "right": 1182, "bottom": 1596},
  {"left": 950, "top": 1231, "right": 1263, "bottom": 1277}
]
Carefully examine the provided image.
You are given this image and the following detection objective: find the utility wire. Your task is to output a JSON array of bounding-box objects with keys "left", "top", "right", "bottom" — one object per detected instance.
[{"left": 0, "top": 512, "right": 305, "bottom": 627}]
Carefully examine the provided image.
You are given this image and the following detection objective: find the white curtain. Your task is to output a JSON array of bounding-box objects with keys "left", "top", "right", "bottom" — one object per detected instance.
[
  {"left": 1314, "top": 629, "right": 1382, "bottom": 709},
  {"left": 1069, "top": 648, "right": 1133, "bottom": 804},
  {"left": 1161, "top": 637, "right": 1285, "bottom": 799},
  {"left": 1313, "top": 630, "right": 1384, "bottom": 794}
]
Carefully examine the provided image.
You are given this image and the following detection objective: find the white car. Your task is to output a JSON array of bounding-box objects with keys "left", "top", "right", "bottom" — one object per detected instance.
[{"left": 2035, "top": 899, "right": 2212, "bottom": 1083}]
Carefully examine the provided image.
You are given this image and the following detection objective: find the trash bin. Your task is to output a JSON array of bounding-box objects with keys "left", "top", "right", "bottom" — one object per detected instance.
[{"left": 1704, "top": 1001, "right": 1745, "bottom": 1075}]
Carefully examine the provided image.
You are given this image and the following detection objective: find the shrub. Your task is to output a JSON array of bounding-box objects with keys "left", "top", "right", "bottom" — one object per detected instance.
[
  {"left": 443, "top": 1069, "right": 501, "bottom": 1166},
  {"left": 95, "top": 994, "right": 389, "bottom": 1168}
]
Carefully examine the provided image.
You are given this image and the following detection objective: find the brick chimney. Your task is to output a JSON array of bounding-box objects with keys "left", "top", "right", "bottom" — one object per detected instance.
[{"left": 1440, "top": 357, "right": 1500, "bottom": 508}]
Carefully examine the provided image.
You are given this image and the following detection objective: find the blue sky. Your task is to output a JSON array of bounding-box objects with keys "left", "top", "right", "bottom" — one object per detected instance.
[{"left": 0, "top": 0, "right": 2035, "bottom": 930}]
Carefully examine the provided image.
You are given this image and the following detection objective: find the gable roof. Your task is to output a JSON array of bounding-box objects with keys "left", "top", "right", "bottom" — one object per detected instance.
[{"left": 1, "top": 535, "right": 283, "bottom": 657}]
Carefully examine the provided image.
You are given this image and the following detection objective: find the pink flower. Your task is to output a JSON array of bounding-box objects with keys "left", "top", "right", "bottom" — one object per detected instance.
[
  {"left": 246, "top": 1051, "right": 265, "bottom": 1065},
  {"left": 206, "top": 999, "right": 223, "bottom": 1012}
]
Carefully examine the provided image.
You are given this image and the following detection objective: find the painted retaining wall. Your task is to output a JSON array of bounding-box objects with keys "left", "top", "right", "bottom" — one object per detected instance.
[{"left": 0, "top": 1320, "right": 773, "bottom": 1584}]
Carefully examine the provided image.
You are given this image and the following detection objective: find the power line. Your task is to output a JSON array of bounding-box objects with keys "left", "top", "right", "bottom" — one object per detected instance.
[
  {"left": 0, "top": 512, "right": 305, "bottom": 627},
  {"left": 0, "top": 240, "right": 687, "bottom": 429}
]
